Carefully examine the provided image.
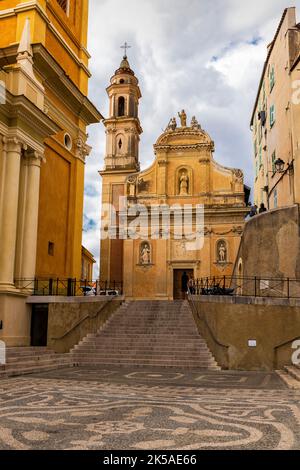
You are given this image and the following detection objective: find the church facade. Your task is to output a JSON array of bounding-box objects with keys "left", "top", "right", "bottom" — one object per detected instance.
[{"left": 100, "top": 56, "right": 248, "bottom": 300}]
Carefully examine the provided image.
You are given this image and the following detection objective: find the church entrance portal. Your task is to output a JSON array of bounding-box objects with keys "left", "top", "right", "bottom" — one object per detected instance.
[{"left": 173, "top": 269, "right": 193, "bottom": 300}]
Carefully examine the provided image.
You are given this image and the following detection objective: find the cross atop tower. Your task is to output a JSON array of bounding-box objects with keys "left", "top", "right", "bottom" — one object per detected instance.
[{"left": 120, "top": 41, "right": 131, "bottom": 58}]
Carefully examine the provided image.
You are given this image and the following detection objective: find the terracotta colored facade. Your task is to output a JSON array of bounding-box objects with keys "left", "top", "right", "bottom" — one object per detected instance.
[{"left": 100, "top": 57, "right": 248, "bottom": 300}]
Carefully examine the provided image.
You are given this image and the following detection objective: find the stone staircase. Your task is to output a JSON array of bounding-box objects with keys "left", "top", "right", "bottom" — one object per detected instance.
[
  {"left": 0, "top": 347, "right": 72, "bottom": 378},
  {"left": 71, "top": 300, "right": 220, "bottom": 370},
  {"left": 276, "top": 365, "right": 300, "bottom": 389}
]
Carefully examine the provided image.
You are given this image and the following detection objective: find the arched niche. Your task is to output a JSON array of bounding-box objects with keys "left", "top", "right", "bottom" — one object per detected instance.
[
  {"left": 116, "top": 133, "right": 126, "bottom": 155},
  {"left": 216, "top": 239, "right": 228, "bottom": 264},
  {"left": 139, "top": 241, "right": 152, "bottom": 266},
  {"left": 175, "top": 166, "right": 193, "bottom": 196}
]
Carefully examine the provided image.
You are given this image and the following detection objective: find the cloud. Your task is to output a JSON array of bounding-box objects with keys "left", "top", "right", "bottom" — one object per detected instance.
[{"left": 83, "top": 0, "right": 297, "bottom": 275}]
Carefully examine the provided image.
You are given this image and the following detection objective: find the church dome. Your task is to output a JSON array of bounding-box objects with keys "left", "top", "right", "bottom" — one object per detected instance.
[
  {"left": 115, "top": 55, "right": 135, "bottom": 76},
  {"left": 154, "top": 121, "right": 213, "bottom": 149}
]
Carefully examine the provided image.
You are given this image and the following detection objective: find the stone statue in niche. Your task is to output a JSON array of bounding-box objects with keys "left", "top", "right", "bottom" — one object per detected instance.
[
  {"left": 217, "top": 242, "right": 227, "bottom": 263},
  {"left": 140, "top": 242, "right": 151, "bottom": 265},
  {"left": 178, "top": 110, "right": 187, "bottom": 127},
  {"left": 127, "top": 175, "right": 137, "bottom": 198},
  {"left": 179, "top": 171, "right": 189, "bottom": 196}
]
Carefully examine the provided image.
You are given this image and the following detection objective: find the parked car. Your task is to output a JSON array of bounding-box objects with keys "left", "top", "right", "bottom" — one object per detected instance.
[
  {"left": 99, "top": 289, "right": 120, "bottom": 297},
  {"left": 80, "top": 286, "right": 96, "bottom": 296}
]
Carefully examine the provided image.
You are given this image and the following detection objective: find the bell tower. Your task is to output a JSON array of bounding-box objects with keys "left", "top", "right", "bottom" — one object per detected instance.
[{"left": 103, "top": 51, "right": 142, "bottom": 172}]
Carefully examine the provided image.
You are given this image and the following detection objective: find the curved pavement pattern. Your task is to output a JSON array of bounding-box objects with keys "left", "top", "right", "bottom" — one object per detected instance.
[{"left": 0, "top": 367, "right": 300, "bottom": 450}]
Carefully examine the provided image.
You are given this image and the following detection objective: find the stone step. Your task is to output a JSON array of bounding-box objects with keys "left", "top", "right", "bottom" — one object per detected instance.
[
  {"left": 97, "top": 333, "right": 202, "bottom": 338},
  {"left": 6, "top": 354, "right": 70, "bottom": 364},
  {"left": 73, "top": 343, "right": 209, "bottom": 353},
  {"left": 276, "top": 370, "right": 300, "bottom": 389},
  {"left": 2, "top": 363, "right": 74, "bottom": 378},
  {"left": 6, "top": 346, "right": 51, "bottom": 351},
  {"left": 284, "top": 366, "right": 300, "bottom": 382},
  {"left": 71, "top": 300, "right": 220, "bottom": 371},
  {"left": 5, "top": 357, "right": 72, "bottom": 370},
  {"left": 72, "top": 352, "right": 213, "bottom": 360},
  {"left": 75, "top": 361, "right": 219, "bottom": 370},
  {"left": 6, "top": 352, "right": 58, "bottom": 360}
]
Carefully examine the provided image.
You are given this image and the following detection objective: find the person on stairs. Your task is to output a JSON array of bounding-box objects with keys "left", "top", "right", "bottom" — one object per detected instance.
[{"left": 181, "top": 272, "right": 189, "bottom": 299}]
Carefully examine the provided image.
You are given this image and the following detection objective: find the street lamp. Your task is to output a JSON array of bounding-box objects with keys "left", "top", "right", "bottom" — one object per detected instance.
[{"left": 274, "top": 158, "right": 285, "bottom": 173}]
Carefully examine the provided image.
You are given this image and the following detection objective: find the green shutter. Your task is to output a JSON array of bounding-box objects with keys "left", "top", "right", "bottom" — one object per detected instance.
[{"left": 270, "top": 105, "right": 275, "bottom": 127}]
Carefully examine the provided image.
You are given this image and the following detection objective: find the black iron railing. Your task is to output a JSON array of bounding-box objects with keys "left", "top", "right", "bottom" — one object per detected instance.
[
  {"left": 14, "top": 279, "right": 123, "bottom": 297},
  {"left": 189, "top": 276, "right": 300, "bottom": 299}
]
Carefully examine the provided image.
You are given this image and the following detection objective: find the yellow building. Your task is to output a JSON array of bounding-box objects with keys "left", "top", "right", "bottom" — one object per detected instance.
[
  {"left": 100, "top": 56, "right": 248, "bottom": 300},
  {"left": 251, "top": 7, "right": 300, "bottom": 210},
  {"left": 81, "top": 246, "right": 96, "bottom": 281},
  {"left": 0, "top": 0, "right": 102, "bottom": 346}
]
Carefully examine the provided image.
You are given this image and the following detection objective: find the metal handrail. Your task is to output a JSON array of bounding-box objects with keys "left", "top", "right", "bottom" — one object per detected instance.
[
  {"left": 191, "top": 276, "right": 300, "bottom": 299},
  {"left": 14, "top": 278, "right": 124, "bottom": 297},
  {"left": 51, "top": 298, "right": 115, "bottom": 342},
  {"left": 188, "top": 288, "right": 229, "bottom": 356}
]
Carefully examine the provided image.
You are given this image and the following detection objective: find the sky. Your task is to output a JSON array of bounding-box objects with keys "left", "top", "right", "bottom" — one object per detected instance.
[{"left": 82, "top": 0, "right": 299, "bottom": 275}]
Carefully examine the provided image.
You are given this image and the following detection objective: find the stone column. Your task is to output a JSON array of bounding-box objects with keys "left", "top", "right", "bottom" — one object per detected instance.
[
  {"left": 0, "top": 137, "right": 23, "bottom": 290},
  {"left": 0, "top": 136, "right": 7, "bottom": 228},
  {"left": 15, "top": 150, "right": 43, "bottom": 288}
]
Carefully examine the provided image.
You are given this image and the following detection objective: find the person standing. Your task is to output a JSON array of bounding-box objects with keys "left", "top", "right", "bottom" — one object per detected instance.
[
  {"left": 249, "top": 204, "right": 258, "bottom": 217},
  {"left": 259, "top": 203, "right": 267, "bottom": 214},
  {"left": 181, "top": 271, "right": 189, "bottom": 299},
  {"left": 188, "top": 275, "right": 196, "bottom": 295}
]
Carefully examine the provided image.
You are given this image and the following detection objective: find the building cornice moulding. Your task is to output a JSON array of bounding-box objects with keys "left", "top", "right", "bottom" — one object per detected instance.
[
  {"left": 0, "top": 90, "right": 61, "bottom": 148},
  {"left": 0, "top": 1, "right": 91, "bottom": 76},
  {"left": 32, "top": 44, "right": 103, "bottom": 124}
]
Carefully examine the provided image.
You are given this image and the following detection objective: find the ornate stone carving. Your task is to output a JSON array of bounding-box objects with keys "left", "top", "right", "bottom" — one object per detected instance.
[
  {"left": 75, "top": 138, "right": 91, "bottom": 161},
  {"left": 24, "top": 149, "right": 45, "bottom": 166},
  {"left": 232, "top": 226, "right": 244, "bottom": 235},
  {"left": 204, "top": 227, "right": 213, "bottom": 236},
  {"left": 138, "top": 178, "right": 150, "bottom": 193},
  {"left": 232, "top": 169, "right": 244, "bottom": 183}
]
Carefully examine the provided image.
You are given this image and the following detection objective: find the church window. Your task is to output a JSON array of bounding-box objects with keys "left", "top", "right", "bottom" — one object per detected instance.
[
  {"left": 118, "top": 97, "right": 125, "bottom": 116},
  {"left": 48, "top": 242, "right": 55, "bottom": 257},
  {"left": 119, "top": 79, "right": 125, "bottom": 84},
  {"left": 118, "top": 139, "right": 123, "bottom": 150},
  {"left": 56, "top": 0, "right": 69, "bottom": 15},
  {"left": 64, "top": 133, "right": 72, "bottom": 151}
]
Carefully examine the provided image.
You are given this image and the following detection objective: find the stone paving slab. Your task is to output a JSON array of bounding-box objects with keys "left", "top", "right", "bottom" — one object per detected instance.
[{"left": 0, "top": 367, "right": 299, "bottom": 450}]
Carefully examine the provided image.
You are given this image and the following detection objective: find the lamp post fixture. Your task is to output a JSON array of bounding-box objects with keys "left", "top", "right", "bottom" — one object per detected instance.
[
  {"left": 262, "top": 159, "right": 294, "bottom": 208},
  {"left": 274, "top": 158, "right": 286, "bottom": 173}
]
